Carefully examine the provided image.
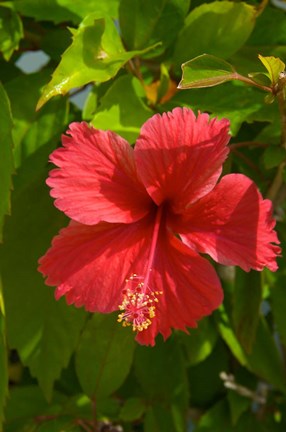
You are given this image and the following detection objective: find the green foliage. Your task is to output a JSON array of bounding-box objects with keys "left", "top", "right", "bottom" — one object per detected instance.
[
  {"left": 179, "top": 54, "right": 236, "bottom": 89},
  {"left": 1, "top": 0, "right": 286, "bottom": 431},
  {"left": 75, "top": 313, "right": 135, "bottom": 398},
  {"left": 0, "top": 3, "right": 23, "bottom": 60},
  {"left": 36, "top": 13, "right": 158, "bottom": 109},
  {"left": 173, "top": 1, "right": 257, "bottom": 68},
  {"left": 0, "top": 83, "right": 14, "bottom": 242}
]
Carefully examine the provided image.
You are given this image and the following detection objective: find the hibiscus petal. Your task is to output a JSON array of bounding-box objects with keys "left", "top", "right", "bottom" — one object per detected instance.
[
  {"left": 173, "top": 174, "right": 281, "bottom": 272},
  {"left": 136, "top": 231, "right": 223, "bottom": 346},
  {"left": 135, "top": 107, "right": 230, "bottom": 213},
  {"left": 47, "top": 122, "right": 152, "bottom": 224},
  {"left": 38, "top": 216, "right": 155, "bottom": 313}
]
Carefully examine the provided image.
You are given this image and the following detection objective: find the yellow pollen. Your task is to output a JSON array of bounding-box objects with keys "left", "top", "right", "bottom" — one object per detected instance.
[{"left": 118, "top": 274, "right": 162, "bottom": 332}]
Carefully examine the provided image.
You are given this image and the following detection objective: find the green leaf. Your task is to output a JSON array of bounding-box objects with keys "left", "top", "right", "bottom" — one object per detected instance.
[
  {"left": 0, "top": 279, "right": 8, "bottom": 426},
  {"left": 226, "top": 368, "right": 255, "bottom": 425},
  {"left": 196, "top": 399, "right": 231, "bottom": 431},
  {"left": 179, "top": 54, "right": 236, "bottom": 89},
  {"left": 232, "top": 269, "right": 262, "bottom": 353},
  {"left": 120, "top": 397, "right": 146, "bottom": 422},
  {"left": 0, "top": 78, "right": 86, "bottom": 399},
  {"left": 271, "top": 276, "right": 286, "bottom": 346},
  {"left": 91, "top": 75, "right": 153, "bottom": 142},
  {"left": 258, "top": 54, "right": 285, "bottom": 86},
  {"left": 188, "top": 339, "right": 228, "bottom": 407},
  {"left": 119, "top": 0, "right": 189, "bottom": 57},
  {"left": 249, "top": 5, "right": 286, "bottom": 46},
  {"left": 4, "top": 70, "right": 69, "bottom": 169},
  {"left": 5, "top": 386, "right": 67, "bottom": 430},
  {"left": 13, "top": 0, "right": 120, "bottom": 24},
  {"left": 135, "top": 337, "right": 188, "bottom": 431},
  {"left": 0, "top": 3, "right": 23, "bottom": 60},
  {"left": 217, "top": 306, "right": 286, "bottom": 392},
  {"left": 144, "top": 405, "right": 183, "bottom": 432},
  {"left": 179, "top": 317, "right": 218, "bottom": 366},
  {"left": 0, "top": 164, "right": 87, "bottom": 400},
  {"left": 167, "top": 82, "right": 271, "bottom": 136},
  {"left": 263, "top": 146, "right": 286, "bottom": 169},
  {"left": 215, "top": 305, "right": 252, "bottom": 367},
  {"left": 36, "top": 13, "right": 158, "bottom": 109},
  {"left": 75, "top": 313, "right": 135, "bottom": 398},
  {"left": 228, "top": 390, "right": 251, "bottom": 426},
  {"left": 0, "top": 82, "right": 14, "bottom": 242},
  {"left": 173, "top": 1, "right": 257, "bottom": 69}
]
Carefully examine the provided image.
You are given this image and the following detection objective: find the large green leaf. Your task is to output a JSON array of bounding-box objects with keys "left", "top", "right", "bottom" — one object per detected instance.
[
  {"left": 232, "top": 269, "right": 262, "bottom": 353},
  {"left": 179, "top": 317, "right": 218, "bottom": 366},
  {"left": 271, "top": 275, "right": 286, "bottom": 346},
  {"left": 119, "top": 0, "right": 189, "bottom": 57},
  {"left": 0, "top": 3, "right": 23, "bottom": 60},
  {"left": 1, "top": 69, "right": 86, "bottom": 399},
  {"left": 13, "top": 0, "right": 119, "bottom": 23},
  {"left": 5, "top": 386, "right": 67, "bottom": 431},
  {"left": 179, "top": 54, "right": 236, "bottom": 89},
  {"left": 37, "top": 13, "right": 158, "bottom": 109},
  {"left": 0, "top": 279, "right": 8, "bottom": 426},
  {"left": 216, "top": 306, "right": 286, "bottom": 392},
  {"left": 248, "top": 5, "right": 286, "bottom": 46},
  {"left": 187, "top": 339, "right": 228, "bottom": 407},
  {"left": 0, "top": 162, "right": 87, "bottom": 400},
  {"left": 173, "top": 1, "right": 257, "bottom": 69},
  {"left": 0, "top": 82, "right": 14, "bottom": 242},
  {"left": 144, "top": 405, "right": 183, "bottom": 432},
  {"left": 91, "top": 75, "right": 153, "bottom": 142},
  {"left": 4, "top": 70, "right": 69, "bottom": 169},
  {"left": 135, "top": 337, "right": 188, "bottom": 432},
  {"left": 75, "top": 313, "right": 135, "bottom": 398},
  {"left": 167, "top": 82, "right": 273, "bottom": 136}
]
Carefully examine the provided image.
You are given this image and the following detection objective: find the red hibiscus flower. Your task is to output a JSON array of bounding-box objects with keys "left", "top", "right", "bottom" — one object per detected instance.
[{"left": 38, "top": 108, "right": 280, "bottom": 346}]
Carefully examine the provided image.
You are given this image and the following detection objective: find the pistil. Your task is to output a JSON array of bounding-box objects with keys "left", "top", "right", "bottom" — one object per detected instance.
[{"left": 118, "top": 206, "right": 163, "bottom": 332}]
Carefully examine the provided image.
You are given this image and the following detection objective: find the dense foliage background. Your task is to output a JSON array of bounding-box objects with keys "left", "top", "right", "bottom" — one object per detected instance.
[{"left": 1, "top": 0, "right": 286, "bottom": 430}]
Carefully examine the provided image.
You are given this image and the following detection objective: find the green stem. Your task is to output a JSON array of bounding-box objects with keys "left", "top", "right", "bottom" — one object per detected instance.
[{"left": 234, "top": 73, "right": 272, "bottom": 93}]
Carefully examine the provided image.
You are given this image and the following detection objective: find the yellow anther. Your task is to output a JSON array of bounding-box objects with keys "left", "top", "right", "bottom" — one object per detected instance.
[{"left": 118, "top": 275, "right": 162, "bottom": 333}]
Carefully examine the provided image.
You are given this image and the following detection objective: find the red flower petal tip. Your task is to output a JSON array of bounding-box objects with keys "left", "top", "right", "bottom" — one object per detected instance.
[{"left": 39, "top": 108, "right": 280, "bottom": 345}]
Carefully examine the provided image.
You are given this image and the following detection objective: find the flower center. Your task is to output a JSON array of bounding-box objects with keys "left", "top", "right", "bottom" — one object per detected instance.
[{"left": 117, "top": 206, "right": 163, "bottom": 332}]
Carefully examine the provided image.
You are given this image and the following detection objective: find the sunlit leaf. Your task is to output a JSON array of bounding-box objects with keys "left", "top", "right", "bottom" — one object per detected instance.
[
  {"left": 13, "top": 0, "right": 120, "bottom": 24},
  {"left": 0, "top": 83, "right": 14, "bottom": 242},
  {"left": 173, "top": 1, "right": 257, "bottom": 69},
  {"left": 0, "top": 3, "right": 23, "bottom": 60},
  {"left": 75, "top": 313, "right": 135, "bottom": 398},
  {"left": 119, "top": 0, "right": 189, "bottom": 57},
  {"left": 91, "top": 75, "right": 153, "bottom": 142},
  {"left": 36, "top": 13, "right": 158, "bottom": 110},
  {"left": 258, "top": 54, "right": 285, "bottom": 86},
  {"left": 179, "top": 54, "right": 236, "bottom": 89}
]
